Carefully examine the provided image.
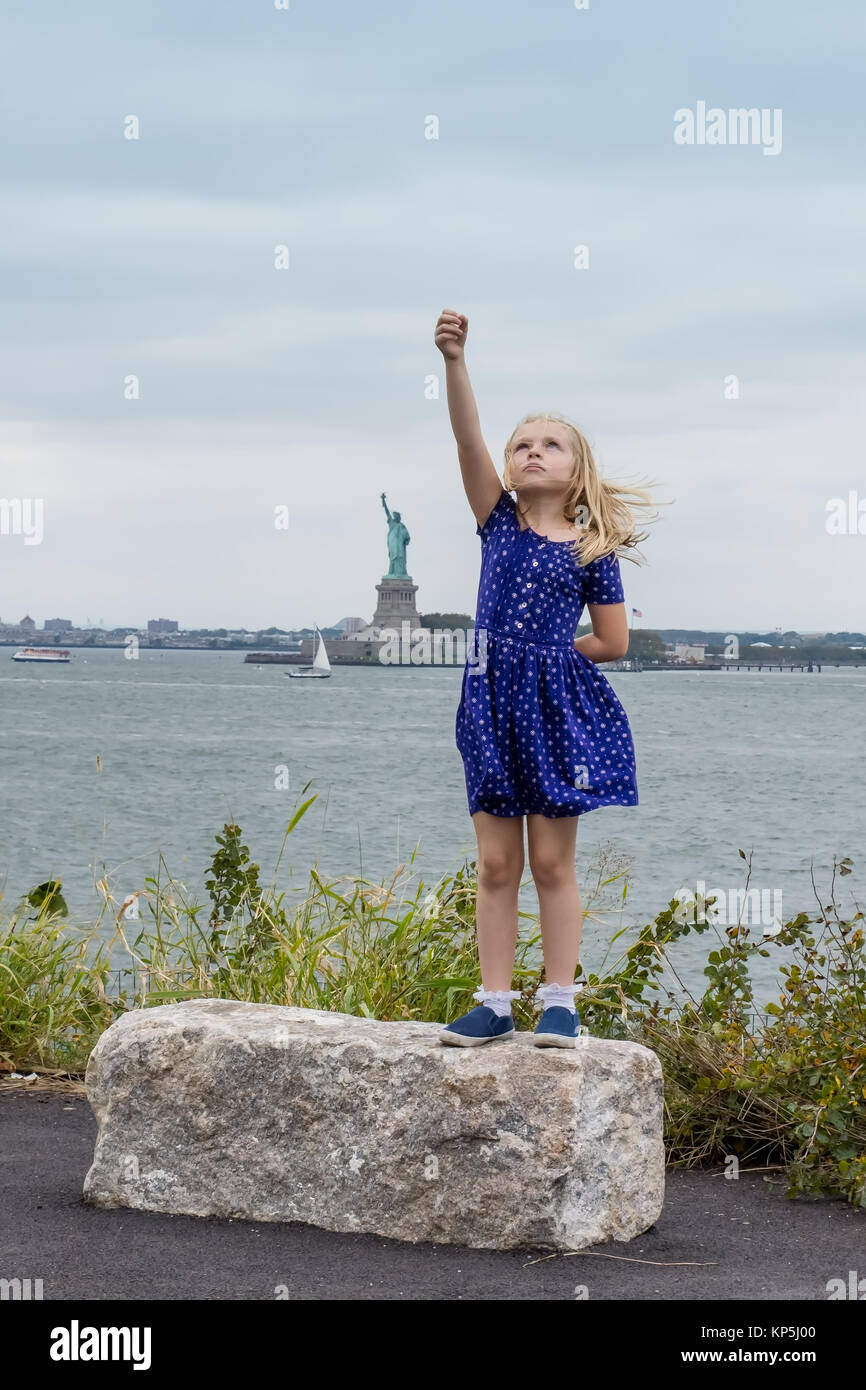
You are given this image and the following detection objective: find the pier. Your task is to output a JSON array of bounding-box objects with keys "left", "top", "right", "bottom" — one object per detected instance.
[
  {"left": 719, "top": 661, "right": 822, "bottom": 673},
  {"left": 604, "top": 660, "right": 831, "bottom": 674}
]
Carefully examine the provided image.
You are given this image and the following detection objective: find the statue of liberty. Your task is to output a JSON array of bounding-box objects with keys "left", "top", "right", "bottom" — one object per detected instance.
[{"left": 381, "top": 493, "right": 411, "bottom": 579}]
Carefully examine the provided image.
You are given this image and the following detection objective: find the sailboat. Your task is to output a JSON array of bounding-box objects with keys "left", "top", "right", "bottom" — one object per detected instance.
[{"left": 286, "top": 626, "right": 332, "bottom": 679}]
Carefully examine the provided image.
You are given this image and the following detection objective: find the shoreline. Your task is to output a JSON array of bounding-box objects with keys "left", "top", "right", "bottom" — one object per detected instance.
[{"left": 2, "top": 643, "right": 864, "bottom": 670}]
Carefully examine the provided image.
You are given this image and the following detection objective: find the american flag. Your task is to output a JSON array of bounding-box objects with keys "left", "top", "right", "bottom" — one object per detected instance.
[{"left": 632, "top": 608, "right": 643, "bottom": 618}]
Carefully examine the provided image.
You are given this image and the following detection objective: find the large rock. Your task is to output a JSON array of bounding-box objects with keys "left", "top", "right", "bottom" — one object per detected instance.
[{"left": 84, "top": 999, "right": 665, "bottom": 1250}]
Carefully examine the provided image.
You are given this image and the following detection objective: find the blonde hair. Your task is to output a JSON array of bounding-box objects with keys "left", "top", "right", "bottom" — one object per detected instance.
[{"left": 503, "top": 413, "right": 658, "bottom": 566}]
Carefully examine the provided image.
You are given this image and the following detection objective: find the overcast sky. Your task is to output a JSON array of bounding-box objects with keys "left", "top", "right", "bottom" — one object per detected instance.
[{"left": 1, "top": 0, "right": 864, "bottom": 632}]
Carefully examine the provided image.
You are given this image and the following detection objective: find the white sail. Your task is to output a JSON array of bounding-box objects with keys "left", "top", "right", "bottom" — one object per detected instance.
[{"left": 312, "top": 628, "right": 331, "bottom": 672}]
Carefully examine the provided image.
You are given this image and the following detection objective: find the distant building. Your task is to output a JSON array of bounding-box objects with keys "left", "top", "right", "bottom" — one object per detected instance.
[
  {"left": 44, "top": 617, "right": 73, "bottom": 631},
  {"left": 674, "top": 642, "right": 707, "bottom": 664},
  {"left": 147, "top": 618, "right": 179, "bottom": 635},
  {"left": 344, "top": 624, "right": 386, "bottom": 641},
  {"left": 338, "top": 616, "right": 368, "bottom": 634},
  {"left": 19, "top": 614, "right": 36, "bottom": 631}
]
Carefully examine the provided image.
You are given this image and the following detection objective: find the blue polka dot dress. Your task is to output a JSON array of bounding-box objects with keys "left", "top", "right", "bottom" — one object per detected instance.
[{"left": 455, "top": 488, "right": 638, "bottom": 819}]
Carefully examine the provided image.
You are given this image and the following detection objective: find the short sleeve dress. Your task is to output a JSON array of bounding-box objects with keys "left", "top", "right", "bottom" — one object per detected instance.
[{"left": 455, "top": 488, "right": 638, "bottom": 818}]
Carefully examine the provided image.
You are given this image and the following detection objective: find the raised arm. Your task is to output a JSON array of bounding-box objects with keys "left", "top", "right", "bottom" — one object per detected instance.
[{"left": 434, "top": 309, "right": 503, "bottom": 528}]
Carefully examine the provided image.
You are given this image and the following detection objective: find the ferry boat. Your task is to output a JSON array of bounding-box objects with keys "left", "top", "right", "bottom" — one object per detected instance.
[{"left": 11, "top": 647, "right": 72, "bottom": 663}]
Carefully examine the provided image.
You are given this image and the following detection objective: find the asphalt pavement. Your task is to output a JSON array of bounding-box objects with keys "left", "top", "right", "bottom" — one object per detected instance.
[{"left": 2, "top": 1092, "right": 864, "bottom": 1301}]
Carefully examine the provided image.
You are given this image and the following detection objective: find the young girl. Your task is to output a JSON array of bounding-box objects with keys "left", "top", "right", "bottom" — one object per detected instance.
[{"left": 434, "top": 308, "right": 653, "bottom": 1049}]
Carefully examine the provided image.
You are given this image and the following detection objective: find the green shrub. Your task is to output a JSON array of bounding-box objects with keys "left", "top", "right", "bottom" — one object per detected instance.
[
  {"left": 575, "top": 853, "right": 866, "bottom": 1206},
  {"left": 2, "top": 807, "right": 863, "bottom": 1207}
]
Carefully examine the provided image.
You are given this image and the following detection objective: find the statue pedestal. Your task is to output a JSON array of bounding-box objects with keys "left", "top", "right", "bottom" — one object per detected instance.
[{"left": 372, "top": 578, "right": 423, "bottom": 634}]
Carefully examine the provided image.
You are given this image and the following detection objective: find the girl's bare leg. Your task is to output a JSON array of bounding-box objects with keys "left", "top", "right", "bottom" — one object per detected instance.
[
  {"left": 526, "top": 814, "right": 581, "bottom": 983},
  {"left": 471, "top": 810, "right": 525, "bottom": 990}
]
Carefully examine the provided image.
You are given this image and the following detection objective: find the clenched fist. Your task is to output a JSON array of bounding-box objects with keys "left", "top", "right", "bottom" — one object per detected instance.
[{"left": 434, "top": 308, "right": 468, "bottom": 361}]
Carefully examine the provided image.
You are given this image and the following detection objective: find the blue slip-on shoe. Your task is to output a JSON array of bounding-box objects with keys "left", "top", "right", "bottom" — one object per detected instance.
[
  {"left": 532, "top": 1006, "right": 582, "bottom": 1048},
  {"left": 439, "top": 1005, "right": 515, "bottom": 1047}
]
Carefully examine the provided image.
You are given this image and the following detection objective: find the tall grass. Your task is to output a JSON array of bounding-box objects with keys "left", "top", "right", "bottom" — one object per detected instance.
[
  {"left": 0, "top": 901, "right": 114, "bottom": 1070},
  {"left": 1, "top": 798, "right": 863, "bottom": 1205}
]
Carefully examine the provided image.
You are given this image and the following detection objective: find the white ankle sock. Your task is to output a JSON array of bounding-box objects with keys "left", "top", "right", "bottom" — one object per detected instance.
[
  {"left": 534, "top": 981, "right": 583, "bottom": 1014},
  {"left": 472, "top": 987, "right": 522, "bottom": 1018}
]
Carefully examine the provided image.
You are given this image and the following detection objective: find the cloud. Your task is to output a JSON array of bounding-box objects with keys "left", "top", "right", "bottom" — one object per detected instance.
[{"left": 0, "top": 1, "right": 863, "bottom": 628}]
